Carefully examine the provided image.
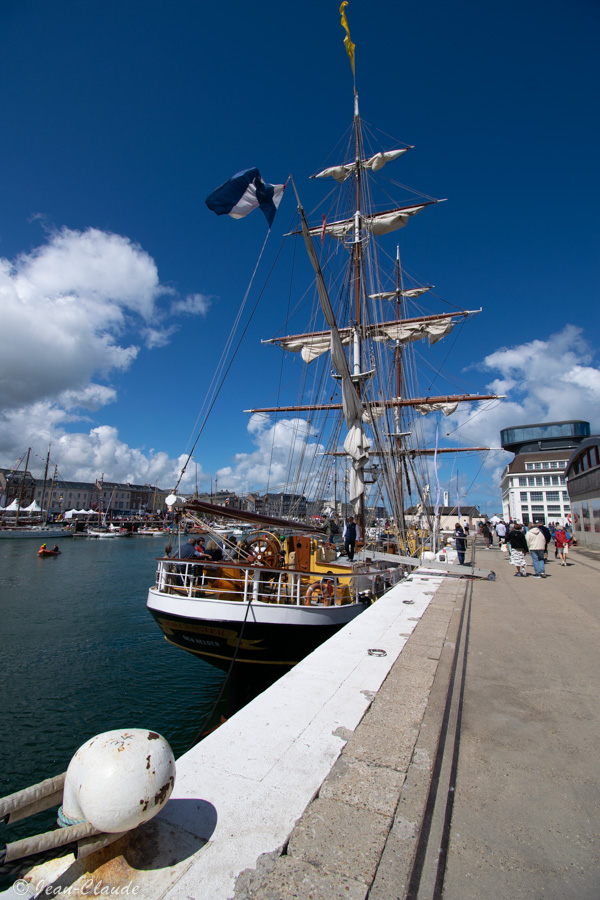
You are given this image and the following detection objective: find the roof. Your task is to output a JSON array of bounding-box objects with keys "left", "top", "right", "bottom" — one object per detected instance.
[
  {"left": 506, "top": 450, "right": 570, "bottom": 474},
  {"left": 405, "top": 505, "right": 481, "bottom": 516}
]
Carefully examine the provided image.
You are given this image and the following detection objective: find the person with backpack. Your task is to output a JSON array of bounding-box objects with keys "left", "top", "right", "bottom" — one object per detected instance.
[
  {"left": 554, "top": 524, "right": 572, "bottom": 566},
  {"left": 537, "top": 521, "right": 552, "bottom": 562}
]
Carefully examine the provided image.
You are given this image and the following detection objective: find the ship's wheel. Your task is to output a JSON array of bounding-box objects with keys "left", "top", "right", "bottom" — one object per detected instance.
[{"left": 242, "top": 533, "right": 281, "bottom": 569}]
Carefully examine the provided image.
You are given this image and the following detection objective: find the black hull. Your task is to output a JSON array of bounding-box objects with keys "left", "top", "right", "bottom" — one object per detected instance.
[{"left": 149, "top": 609, "right": 346, "bottom": 671}]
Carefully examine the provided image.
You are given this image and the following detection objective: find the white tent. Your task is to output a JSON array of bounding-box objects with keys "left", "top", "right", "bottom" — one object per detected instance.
[
  {"left": 64, "top": 509, "right": 79, "bottom": 519},
  {"left": 24, "top": 500, "right": 42, "bottom": 512},
  {"left": 4, "top": 499, "right": 21, "bottom": 512}
]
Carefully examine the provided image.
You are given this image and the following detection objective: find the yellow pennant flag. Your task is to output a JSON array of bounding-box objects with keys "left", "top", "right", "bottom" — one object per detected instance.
[{"left": 339, "top": 1, "right": 355, "bottom": 77}]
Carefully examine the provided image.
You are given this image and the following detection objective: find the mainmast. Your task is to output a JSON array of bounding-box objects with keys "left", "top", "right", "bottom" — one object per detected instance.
[{"left": 351, "top": 88, "right": 365, "bottom": 538}]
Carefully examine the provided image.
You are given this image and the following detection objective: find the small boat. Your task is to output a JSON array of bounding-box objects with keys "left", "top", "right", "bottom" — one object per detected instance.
[
  {"left": 86, "top": 527, "right": 130, "bottom": 538},
  {"left": 38, "top": 547, "right": 61, "bottom": 557}
]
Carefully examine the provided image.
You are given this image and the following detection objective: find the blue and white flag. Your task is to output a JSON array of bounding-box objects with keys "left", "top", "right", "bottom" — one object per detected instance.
[{"left": 205, "top": 168, "right": 285, "bottom": 228}]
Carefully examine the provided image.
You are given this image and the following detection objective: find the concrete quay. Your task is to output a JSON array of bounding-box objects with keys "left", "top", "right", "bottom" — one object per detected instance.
[
  {"left": 18, "top": 540, "right": 600, "bottom": 899},
  {"left": 242, "top": 541, "right": 600, "bottom": 900}
]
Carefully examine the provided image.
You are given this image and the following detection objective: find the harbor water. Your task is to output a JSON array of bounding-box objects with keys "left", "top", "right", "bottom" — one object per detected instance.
[{"left": 0, "top": 534, "right": 227, "bottom": 858}]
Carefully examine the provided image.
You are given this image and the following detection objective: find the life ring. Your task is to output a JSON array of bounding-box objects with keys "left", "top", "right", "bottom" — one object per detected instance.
[{"left": 304, "top": 580, "right": 336, "bottom": 607}]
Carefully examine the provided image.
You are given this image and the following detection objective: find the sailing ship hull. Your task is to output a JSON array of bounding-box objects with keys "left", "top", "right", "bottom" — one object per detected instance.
[{"left": 147, "top": 587, "right": 367, "bottom": 670}]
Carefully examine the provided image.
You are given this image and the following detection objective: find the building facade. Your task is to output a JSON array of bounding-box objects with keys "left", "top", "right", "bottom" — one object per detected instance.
[
  {"left": 565, "top": 437, "right": 600, "bottom": 550},
  {"left": 499, "top": 421, "right": 590, "bottom": 525}
]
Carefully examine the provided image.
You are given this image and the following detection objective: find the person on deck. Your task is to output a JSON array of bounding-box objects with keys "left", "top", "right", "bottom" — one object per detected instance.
[
  {"left": 204, "top": 539, "right": 223, "bottom": 561},
  {"left": 454, "top": 522, "right": 467, "bottom": 566},
  {"left": 343, "top": 516, "right": 358, "bottom": 561},
  {"left": 507, "top": 523, "right": 528, "bottom": 576}
]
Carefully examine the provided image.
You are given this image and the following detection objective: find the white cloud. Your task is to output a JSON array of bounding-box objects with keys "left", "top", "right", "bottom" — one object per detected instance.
[
  {"left": 0, "top": 226, "right": 211, "bottom": 490},
  {"left": 170, "top": 293, "right": 211, "bottom": 316},
  {"left": 217, "top": 415, "right": 322, "bottom": 494},
  {"left": 444, "top": 326, "right": 600, "bottom": 470}
]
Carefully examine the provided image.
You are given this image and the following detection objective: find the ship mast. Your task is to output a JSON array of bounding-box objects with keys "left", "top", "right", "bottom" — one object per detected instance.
[
  {"left": 394, "top": 246, "right": 408, "bottom": 544},
  {"left": 352, "top": 89, "right": 365, "bottom": 538},
  {"left": 15, "top": 447, "right": 31, "bottom": 527}
]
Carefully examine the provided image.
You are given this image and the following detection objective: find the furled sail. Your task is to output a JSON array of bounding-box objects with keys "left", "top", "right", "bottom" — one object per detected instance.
[
  {"left": 312, "top": 148, "right": 412, "bottom": 183},
  {"left": 307, "top": 203, "right": 435, "bottom": 241},
  {"left": 368, "top": 286, "right": 433, "bottom": 300},
  {"left": 370, "top": 319, "right": 455, "bottom": 346},
  {"left": 413, "top": 401, "right": 459, "bottom": 416},
  {"left": 267, "top": 311, "right": 476, "bottom": 363}
]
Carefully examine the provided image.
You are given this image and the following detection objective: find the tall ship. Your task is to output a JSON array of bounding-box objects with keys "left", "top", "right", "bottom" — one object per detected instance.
[{"left": 147, "top": 6, "right": 499, "bottom": 671}]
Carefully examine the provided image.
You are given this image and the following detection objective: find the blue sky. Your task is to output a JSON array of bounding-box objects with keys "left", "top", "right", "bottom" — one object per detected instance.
[{"left": 0, "top": 0, "right": 598, "bottom": 515}]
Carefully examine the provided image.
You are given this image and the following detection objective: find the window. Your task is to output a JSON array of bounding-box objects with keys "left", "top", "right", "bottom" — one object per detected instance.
[
  {"left": 525, "top": 463, "right": 534, "bottom": 471},
  {"left": 530, "top": 492, "right": 543, "bottom": 501},
  {"left": 519, "top": 477, "right": 527, "bottom": 486},
  {"left": 546, "top": 492, "right": 560, "bottom": 502},
  {"left": 534, "top": 462, "right": 542, "bottom": 470},
  {"left": 536, "top": 477, "right": 544, "bottom": 486},
  {"left": 550, "top": 461, "right": 559, "bottom": 469},
  {"left": 547, "top": 506, "right": 561, "bottom": 513},
  {"left": 531, "top": 505, "right": 545, "bottom": 512},
  {"left": 520, "top": 492, "right": 528, "bottom": 501},
  {"left": 552, "top": 476, "right": 560, "bottom": 485},
  {"left": 544, "top": 476, "right": 551, "bottom": 485},
  {"left": 560, "top": 477, "right": 565, "bottom": 485}
]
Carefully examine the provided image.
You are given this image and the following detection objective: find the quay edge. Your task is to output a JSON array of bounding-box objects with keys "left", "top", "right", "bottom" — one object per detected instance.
[{"left": 15, "top": 570, "right": 466, "bottom": 899}]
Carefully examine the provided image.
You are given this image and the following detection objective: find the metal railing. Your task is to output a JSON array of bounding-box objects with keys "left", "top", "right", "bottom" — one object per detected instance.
[{"left": 154, "top": 558, "right": 358, "bottom": 606}]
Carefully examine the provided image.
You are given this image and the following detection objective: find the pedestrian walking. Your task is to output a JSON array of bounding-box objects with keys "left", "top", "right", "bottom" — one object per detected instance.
[
  {"left": 507, "top": 522, "right": 528, "bottom": 576},
  {"left": 554, "top": 525, "right": 572, "bottom": 566},
  {"left": 526, "top": 524, "right": 547, "bottom": 578},
  {"left": 537, "top": 521, "right": 551, "bottom": 561},
  {"left": 495, "top": 519, "right": 507, "bottom": 546},
  {"left": 482, "top": 522, "right": 493, "bottom": 548}
]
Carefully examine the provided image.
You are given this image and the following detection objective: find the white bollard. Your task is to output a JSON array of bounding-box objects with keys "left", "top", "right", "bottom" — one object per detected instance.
[{"left": 62, "top": 729, "right": 176, "bottom": 833}]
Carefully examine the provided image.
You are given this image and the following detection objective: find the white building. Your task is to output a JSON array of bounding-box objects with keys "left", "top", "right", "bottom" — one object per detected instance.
[
  {"left": 499, "top": 421, "right": 590, "bottom": 525},
  {"left": 501, "top": 452, "right": 570, "bottom": 524}
]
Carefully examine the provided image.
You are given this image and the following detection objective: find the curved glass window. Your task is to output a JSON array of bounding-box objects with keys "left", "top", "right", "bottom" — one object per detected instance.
[{"left": 501, "top": 422, "right": 590, "bottom": 446}]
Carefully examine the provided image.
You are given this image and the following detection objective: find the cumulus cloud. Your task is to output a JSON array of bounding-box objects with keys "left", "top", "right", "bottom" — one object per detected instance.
[
  {"left": 443, "top": 326, "right": 600, "bottom": 480},
  {"left": 0, "top": 226, "right": 210, "bottom": 489},
  {"left": 217, "top": 414, "right": 322, "bottom": 494}
]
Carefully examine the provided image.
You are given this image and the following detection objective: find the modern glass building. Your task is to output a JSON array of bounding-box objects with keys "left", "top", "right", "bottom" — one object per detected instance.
[
  {"left": 500, "top": 421, "right": 590, "bottom": 455},
  {"left": 500, "top": 421, "right": 590, "bottom": 525}
]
